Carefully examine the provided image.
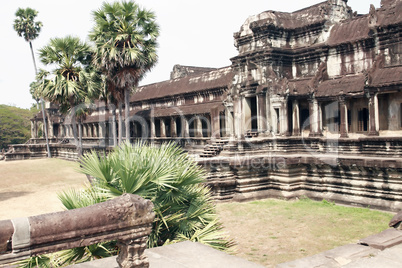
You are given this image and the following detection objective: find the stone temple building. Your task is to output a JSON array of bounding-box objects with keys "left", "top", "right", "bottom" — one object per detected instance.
[{"left": 8, "top": 0, "right": 402, "bottom": 211}]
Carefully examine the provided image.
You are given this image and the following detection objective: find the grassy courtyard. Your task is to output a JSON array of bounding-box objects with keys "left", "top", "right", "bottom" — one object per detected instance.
[
  {"left": 0, "top": 158, "right": 394, "bottom": 267},
  {"left": 216, "top": 198, "right": 393, "bottom": 267}
]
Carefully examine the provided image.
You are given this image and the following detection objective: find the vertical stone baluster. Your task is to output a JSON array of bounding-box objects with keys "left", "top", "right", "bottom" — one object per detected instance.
[{"left": 117, "top": 236, "right": 149, "bottom": 268}]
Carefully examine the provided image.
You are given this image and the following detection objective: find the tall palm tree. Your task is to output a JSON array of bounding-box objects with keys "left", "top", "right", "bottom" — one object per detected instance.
[
  {"left": 90, "top": 1, "right": 160, "bottom": 144},
  {"left": 35, "top": 36, "right": 102, "bottom": 157},
  {"left": 13, "top": 7, "right": 51, "bottom": 157}
]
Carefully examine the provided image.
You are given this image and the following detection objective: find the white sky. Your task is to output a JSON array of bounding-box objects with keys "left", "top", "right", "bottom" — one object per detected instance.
[{"left": 0, "top": 0, "right": 381, "bottom": 109}]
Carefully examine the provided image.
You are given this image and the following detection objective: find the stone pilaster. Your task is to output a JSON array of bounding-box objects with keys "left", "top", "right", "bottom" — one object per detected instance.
[
  {"left": 281, "top": 100, "right": 289, "bottom": 136},
  {"left": 308, "top": 97, "right": 322, "bottom": 137},
  {"left": 339, "top": 97, "right": 349, "bottom": 138},
  {"left": 292, "top": 100, "right": 300, "bottom": 136},
  {"left": 195, "top": 116, "right": 203, "bottom": 138},
  {"left": 368, "top": 93, "right": 379, "bottom": 136},
  {"left": 150, "top": 117, "right": 156, "bottom": 139},
  {"left": 257, "top": 94, "right": 267, "bottom": 133},
  {"left": 211, "top": 109, "right": 221, "bottom": 139},
  {"left": 170, "top": 117, "right": 177, "bottom": 138},
  {"left": 181, "top": 117, "right": 189, "bottom": 138},
  {"left": 160, "top": 119, "right": 166, "bottom": 138}
]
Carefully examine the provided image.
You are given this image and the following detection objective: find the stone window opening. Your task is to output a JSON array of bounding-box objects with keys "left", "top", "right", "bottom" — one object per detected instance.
[
  {"left": 275, "top": 108, "right": 280, "bottom": 134},
  {"left": 300, "top": 108, "right": 310, "bottom": 131},
  {"left": 175, "top": 117, "right": 182, "bottom": 138},
  {"left": 400, "top": 103, "right": 402, "bottom": 129},
  {"left": 155, "top": 118, "right": 161, "bottom": 137},
  {"left": 358, "top": 108, "right": 369, "bottom": 132}
]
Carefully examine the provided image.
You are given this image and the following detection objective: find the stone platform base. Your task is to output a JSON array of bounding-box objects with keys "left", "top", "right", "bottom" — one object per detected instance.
[
  {"left": 69, "top": 241, "right": 264, "bottom": 268},
  {"left": 277, "top": 229, "right": 402, "bottom": 268}
]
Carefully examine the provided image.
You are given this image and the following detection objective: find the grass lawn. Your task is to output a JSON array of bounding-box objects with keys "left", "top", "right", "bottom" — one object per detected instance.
[
  {"left": 216, "top": 198, "right": 394, "bottom": 267},
  {"left": 0, "top": 158, "right": 394, "bottom": 267}
]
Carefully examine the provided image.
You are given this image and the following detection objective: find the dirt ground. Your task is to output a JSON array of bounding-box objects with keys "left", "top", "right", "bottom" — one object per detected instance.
[{"left": 0, "top": 158, "right": 87, "bottom": 220}]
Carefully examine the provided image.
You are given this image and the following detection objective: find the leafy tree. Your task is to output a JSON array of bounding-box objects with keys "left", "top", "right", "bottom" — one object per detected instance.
[
  {"left": 0, "top": 105, "right": 38, "bottom": 150},
  {"left": 34, "top": 36, "right": 102, "bottom": 156},
  {"left": 13, "top": 7, "right": 51, "bottom": 158},
  {"left": 90, "top": 1, "right": 160, "bottom": 144}
]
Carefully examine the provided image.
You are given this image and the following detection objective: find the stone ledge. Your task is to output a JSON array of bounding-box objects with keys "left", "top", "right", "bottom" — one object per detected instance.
[
  {"left": 276, "top": 228, "right": 402, "bottom": 268},
  {"left": 69, "top": 241, "right": 264, "bottom": 268},
  {"left": 358, "top": 228, "right": 402, "bottom": 250},
  {"left": 276, "top": 244, "right": 380, "bottom": 268}
]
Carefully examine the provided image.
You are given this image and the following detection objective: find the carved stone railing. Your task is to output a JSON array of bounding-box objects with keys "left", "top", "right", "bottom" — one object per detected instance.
[{"left": 0, "top": 194, "right": 155, "bottom": 268}]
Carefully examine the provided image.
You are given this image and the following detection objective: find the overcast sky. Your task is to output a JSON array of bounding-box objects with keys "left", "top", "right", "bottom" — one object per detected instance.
[{"left": 1, "top": 0, "right": 381, "bottom": 109}]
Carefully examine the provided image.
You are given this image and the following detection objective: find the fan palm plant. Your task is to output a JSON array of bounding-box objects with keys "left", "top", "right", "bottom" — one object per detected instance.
[
  {"left": 34, "top": 36, "right": 102, "bottom": 156},
  {"left": 13, "top": 7, "right": 51, "bottom": 157},
  {"left": 55, "top": 142, "right": 233, "bottom": 266},
  {"left": 90, "top": 1, "right": 160, "bottom": 144}
]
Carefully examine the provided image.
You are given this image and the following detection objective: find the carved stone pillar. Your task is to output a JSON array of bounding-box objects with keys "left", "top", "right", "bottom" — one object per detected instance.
[
  {"left": 195, "top": 116, "right": 203, "bottom": 138},
  {"left": 308, "top": 98, "right": 321, "bottom": 137},
  {"left": 117, "top": 236, "right": 149, "bottom": 268},
  {"left": 48, "top": 117, "right": 54, "bottom": 138},
  {"left": 160, "top": 119, "right": 166, "bottom": 138},
  {"left": 266, "top": 91, "right": 272, "bottom": 134},
  {"left": 31, "top": 121, "right": 36, "bottom": 139},
  {"left": 292, "top": 100, "right": 300, "bottom": 136},
  {"left": 150, "top": 117, "right": 156, "bottom": 139},
  {"left": 281, "top": 100, "right": 289, "bottom": 136},
  {"left": 339, "top": 97, "right": 349, "bottom": 138},
  {"left": 225, "top": 108, "right": 234, "bottom": 138},
  {"left": 35, "top": 121, "right": 39, "bottom": 138},
  {"left": 368, "top": 93, "right": 379, "bottom": 136},
  {"left": 233, "top": 96, "right": 241, "bottom": 139},
  {"left": 211, "top": 108, "right": 221, "bottom": 139},
  {"left": 170, "top": 117, "right": 177, "bottom": 138},
  {"left": 60, "top": 124, "right": 65, "bottom": 138},
  {"left": 181, "top": 117, "right": 189, "bottom": 138},
  {"left": 257, "top": 94, "right": 267, "bottom": 133}
]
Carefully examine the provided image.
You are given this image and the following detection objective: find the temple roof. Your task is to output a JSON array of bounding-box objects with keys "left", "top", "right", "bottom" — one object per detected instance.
[
  {"left": 132, "top": 67, "right": 233, "bottom": 102},
  {"left": 369, "top": 66, "right": 402, "bottom": 87},
  {"left": 237, "top": 2, "right": 328, "bottom": 37},
  {"left": 327, "top": 16, "right": 371, "bottom": 46},
  {"left": 315, "top": 74, "right": 366, "bottom": 98},
  {"left": 134, "top": 101, "right": 225, "bottom": 118},
  {"left": 288, "top": 78, "right": 312, "bottom": 96},
  {"left": 376, "top": 0, "right": 402, "bottom": 26}
]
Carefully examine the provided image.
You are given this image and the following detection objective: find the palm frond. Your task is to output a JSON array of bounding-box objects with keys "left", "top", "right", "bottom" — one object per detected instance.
[{"left": 15, "top": 254, "right": 55, "bottom": 268}]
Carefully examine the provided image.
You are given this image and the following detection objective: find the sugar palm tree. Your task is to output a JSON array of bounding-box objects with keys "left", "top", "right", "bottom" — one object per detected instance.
[
  {"left": 90, "top": 1, "right": 159, "bottom": 144},
  {"left": 13, "top": 7, "right": 42, "bottom": 76},
  {"left": 35, "top": 36, "right": 102, "bottom": 156},
  {"left": 13, "top": 7, "right": 51, "bottom": 157}
]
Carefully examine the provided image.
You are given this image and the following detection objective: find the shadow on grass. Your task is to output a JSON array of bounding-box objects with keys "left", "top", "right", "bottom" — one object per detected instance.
[{"left": 0, "top": 191, "right": 32, "bottom": 202}]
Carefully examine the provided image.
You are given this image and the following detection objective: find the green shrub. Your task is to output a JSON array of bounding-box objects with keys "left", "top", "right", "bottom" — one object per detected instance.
[{"left": 22, "top": 142, "right": 233, "bottom": 267}]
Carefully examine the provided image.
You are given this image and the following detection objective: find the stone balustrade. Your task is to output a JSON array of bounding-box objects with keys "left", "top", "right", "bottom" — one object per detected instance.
[{"left": 0, "top": 194, "right": 155, "bottom": 268}]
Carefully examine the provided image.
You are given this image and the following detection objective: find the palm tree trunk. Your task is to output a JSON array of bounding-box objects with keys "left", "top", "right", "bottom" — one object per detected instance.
[
  {"left": 40, "top": 99, "right": 51, "bottom": 158},
  {"left": 78, "top": 119, "right": 83, "bottom": 157},
  {"left": 125, "top": 88, "right": 130, "bottom": 143},
  {"left": 118, "top": 102, "right": 123, "bottom": 145},
  {"left": 29, "top": 41, "right": 38, "bottom": 72},
  {"left": 31, "top": 40, "right": 51, "bottom": 158},
  {"left": 71, "top": 108, "right": 79, "bottom": 146},
  {"left": 112, "top": 106, "right": 118, "bottom": 146}
]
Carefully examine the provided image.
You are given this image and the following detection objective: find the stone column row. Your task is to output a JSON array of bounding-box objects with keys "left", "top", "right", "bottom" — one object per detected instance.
[{"left": 152, "top": 115, "right": 219, "bottom": 139}]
